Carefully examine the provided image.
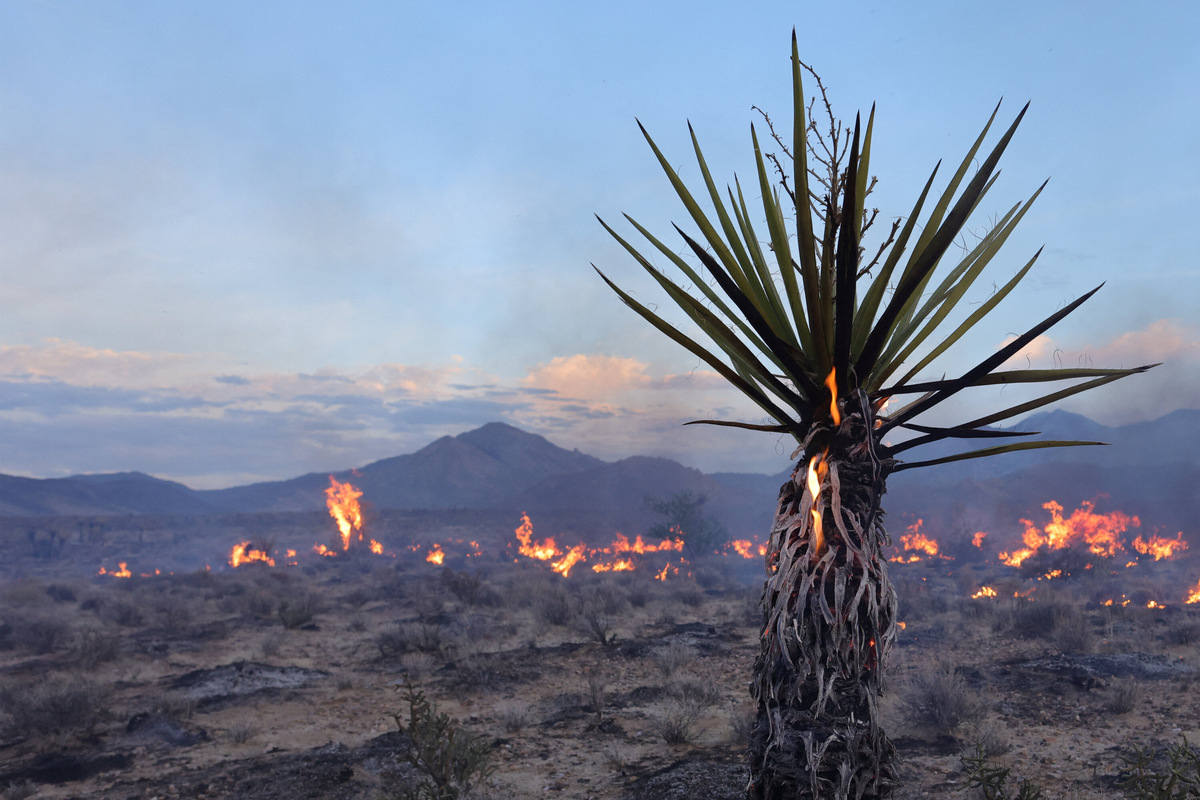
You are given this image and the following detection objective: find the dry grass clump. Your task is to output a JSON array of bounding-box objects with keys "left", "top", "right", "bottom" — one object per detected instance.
[
  {"left": 901, "top": 661, "right": 984, "bottom": 737},
  {"left": 0, "top": 675, "right": 109, "bottom": 741},
  {"left": 495, "top": 700, "right": 532, "bottom": 733},
  {"left": 277, "top": 592, "right": 321, "bottom": 629},
  {"left": 1108, "top": 678, "right": 1142, "bottom": 714},
  {"left": 649, "top": 699, "right": 700, "bottom": 745}
]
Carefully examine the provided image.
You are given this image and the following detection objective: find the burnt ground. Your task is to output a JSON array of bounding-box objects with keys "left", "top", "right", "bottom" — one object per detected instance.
[{"left": 1, "top": 525, "right": 1199, "bottom": 800}]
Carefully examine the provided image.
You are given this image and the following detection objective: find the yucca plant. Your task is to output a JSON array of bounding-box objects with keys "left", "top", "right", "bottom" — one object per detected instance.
[{"left": 595, "top": 33, "right": 1153, "bottom": 800}]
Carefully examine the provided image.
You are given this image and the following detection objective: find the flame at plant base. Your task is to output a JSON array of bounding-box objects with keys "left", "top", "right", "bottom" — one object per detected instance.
[
  {"left": 325, "top": 476, "right": 365, "bottom": 550},
  {"left": 511, "top": 513, "right": 690, "bottom": 579},
  {"left": 889, "top": 519, "right": 945, "bottom": 563}
]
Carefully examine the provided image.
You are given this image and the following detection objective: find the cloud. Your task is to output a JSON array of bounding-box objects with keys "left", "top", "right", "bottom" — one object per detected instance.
[{"left": 522, "top": 354, "right": 653, "bottom": 399}]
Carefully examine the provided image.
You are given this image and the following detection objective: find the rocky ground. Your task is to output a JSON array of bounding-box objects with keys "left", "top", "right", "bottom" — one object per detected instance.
[{"left": 1, "top": 525, "right": 1199, "bottom": 800}]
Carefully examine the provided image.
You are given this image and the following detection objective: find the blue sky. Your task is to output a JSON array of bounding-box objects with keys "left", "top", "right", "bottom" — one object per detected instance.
[{"left": 2, "top": 1, "right": 1198, "bottom": 487}]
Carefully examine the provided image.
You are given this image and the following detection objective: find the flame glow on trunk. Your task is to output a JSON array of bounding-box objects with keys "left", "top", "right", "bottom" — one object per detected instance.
[{"left": 325, "top": 476, "right": 365, "bottom": 550}]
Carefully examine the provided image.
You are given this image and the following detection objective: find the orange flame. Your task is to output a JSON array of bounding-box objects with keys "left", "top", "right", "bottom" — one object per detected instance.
[
  {"left": 592, "top": 559, "right": 635, "bottom": 573},
  {"left": 1185, "top": 580, "right": 1200, "bottom": 605},
  {"left": 514, "top": 513, "right": 559, "bottom": 561},
  {"left": 1133, "top": 531, "right": 1188, "bottom": 561},
  {"left": 890, "top": 519, "right": 943, "bottom": 562},
  {"left": 229, "top": 542, "right": 275, "bottom": 568},
  {"left": 325, "top": 476, "right": 365, "bottom": 550},
  {"left": 551, "top": 543, "right": 587, "bottom": 577},
  {"left": 98, "top": 562, "right": 132, "bottom": 578},
  {"left": 998, "top": 500, "right": 1140, "bottom": 567},
  {"left": 971, "top": 586, "right": 997, "bottom": 599},
  {"left": 369, "top": 540, "right": 384, "bottom": 555},
  {"left": 825, "top": 368, "right": 841, "bottom": 426},
  {"left": 426, "top": 545, "right": 445, "bottom": 565},
  {"left": 806, "top": 453, "right": 828, "bottom": 558},
  {"left": 972, "top": 531, "right": 987, "bottom": 548}
]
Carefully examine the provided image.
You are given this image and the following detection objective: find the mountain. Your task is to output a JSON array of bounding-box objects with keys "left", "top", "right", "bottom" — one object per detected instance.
[
  {"left": 0, "top": 471, "right": 222, "bottom": 517},
  {"left": 1, "top": 412, "right": 1197, "bottom": 543}
]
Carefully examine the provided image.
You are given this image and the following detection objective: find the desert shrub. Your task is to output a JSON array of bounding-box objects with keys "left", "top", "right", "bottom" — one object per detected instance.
[
  {"left": 153, "top": 595, "right": 196, "bottom": 635},
  {"left": 649, "top": 699, "right": 700, "bottom": 745},
  {"left": 1052, "top": 605, "right": 1095, "bottom": 653},
  {"left": 1166, "top": 619, "right": 1200, "bottom": 646},
  {"left": 532, "top": 586, "right": 574, "bottom": 627},
  {"left": 104, "top": 598, "right": 145, "bottom": 628},
  {"left": 901, "top": 662, "right": 983, "bottom": 736},
  {"left": 965, "top": 723, "right": 1013, "bottom": 758},
  {"left": 225, "top": 720, "right": 258, "bottom": 744},
  {"left": 0, "top": 676, "right": 108, "bottom": 740},
  {"left": 667, "top": 673, "right": 723, "bottom": 712},
  {"left": 342, "top": 586, "right": 376, "bottom": 608},
  {"left": 729, "top": 705, "right": 756, "bottom": 744},
  {"left": 585, "top": 671, "right": 608, "bottom": 722},
  {"left": 10, "top": 615, "right": 70, "bottom": 655},
  {"left": 670, "top": 584, "right": 704, "bottom": 607},
  {"left": 401, "top": 653, "right": 438, "bottom": 678},
  {"left": 1108, "top": 678, "right": 1142, "bottom": 715},
  {"left": 496, "top": 701, "right": 530, "bottom": 734},
  {"left": 653, "top": 642, "right": 696, "bottom": 677},
  {"left": 440, "top": 570, "right": 497, "bottom": 607},
  {"left": 961, "top": 743, "right": 1046, "bottom": 800},
  {"left": 45, "top": 584, "right": 77, "bottom": 603},
  {"left": 377, "top": 623, "right": 445, "bottom": 659},
  {"left": 692, "top": 565, "right": 725, "bottom": 591},
  {"left": 278, "top": 593, "right": 320, "bottom": 629},
  {"left": 72, "top": 628, "right": 122, "bottom": 670},
  {"left": 259, "top": 629, "right": 286, "bottom": 658},
  {"left": 1117, "top": 737, "right": 1200, "bottom": 799},
  {"left": 577, "top": 595, "right": 617, "bottom": 646},
  {"left": 387, "top": 679, "right": 495, "bottom": 800}
]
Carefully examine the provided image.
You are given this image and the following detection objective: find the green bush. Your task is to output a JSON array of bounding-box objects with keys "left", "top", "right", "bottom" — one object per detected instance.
[
  {"left": 1117, "top": 737, "right": 1200, "bottom": 799},
  {"left": 387, "top": 679, "right": 494, "bottom": 800}
]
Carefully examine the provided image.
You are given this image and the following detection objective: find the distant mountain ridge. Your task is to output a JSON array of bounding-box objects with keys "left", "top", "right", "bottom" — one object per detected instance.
[{"left": 2, "top": 412, "right": 1198, "bottom": 543}]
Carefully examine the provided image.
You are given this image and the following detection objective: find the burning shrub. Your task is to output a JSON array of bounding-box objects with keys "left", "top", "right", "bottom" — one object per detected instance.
[
  {"left": 900, "top": 662, "right": 983, "bottom": 737},
  {"left": 0, "top": 675, "right": 108, "bottom": 741},
  {"left": 387, "top": 679, "right": 495, "bottom": 800}
]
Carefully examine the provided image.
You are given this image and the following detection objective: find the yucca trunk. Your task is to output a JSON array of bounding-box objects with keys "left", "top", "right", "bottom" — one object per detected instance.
[{"left": 749, "top": 396, "right": 898, "bottom": 800}]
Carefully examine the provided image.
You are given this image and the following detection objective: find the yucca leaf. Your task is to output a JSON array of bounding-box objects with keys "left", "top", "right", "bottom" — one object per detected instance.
[
  {"left": 683, "top": 419, "right": 792, "bottom": 432},
  {"left": 832, "top": 115, "right": 861, "bottom": 395},
  {"left": 594, "top": 266, "right": 797, "bottom": 428},
  {"left": 791, "top": 33, "right": 828, "bottom": 373},
  {"left": 851, "top": 163, "right": 941, "bottom": 363},
  {"left": 892, "top": 440, "right": 1107, "bottom": 472},
  {"left": 753, "top": 124, "right": 813, "bottom": 354},
  {"left": 730, "top": 177, "right": 795, "bottom": 343},
  {"left": 677, "top": 228, "right": 814, "bottom": 379},
  {"left": 857, "top": 104, "right": 1027, "bottom": 379},
  {"left": 854, "top": 105, "right": 875, "bottom": 242},
  {"left": 599, "top": 214, "right": 782, "bottom": 370},
  {"left": 897, "top": 422, "right": 1038, "bottom": 438},
  {"left": 884, "top": 365, "right": 1152, "bottom": 395},
  {"left": 882, "top": 283, "right": 1103, "bottom": 431}
]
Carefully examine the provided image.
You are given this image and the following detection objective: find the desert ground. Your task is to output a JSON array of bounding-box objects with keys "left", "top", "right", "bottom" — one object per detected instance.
[{"left": 1, "top": 509, "right": 1198, "bottom": 800}]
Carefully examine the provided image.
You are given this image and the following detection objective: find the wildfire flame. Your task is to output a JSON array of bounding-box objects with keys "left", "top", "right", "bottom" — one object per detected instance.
[
  {"left": 998, "top": 500, "right": 1140, "bottom": 567},
  {"left": 1185, "top": 580, "right": 1200, "bottom": 605},
  {"left": 325, "top": 476, "right": 365, "bottom": 550},
  {"left": 426, "top": 545, "right": 445, "bottom": 565},
  {"left": 1132, "top": 531, "right": 1188, "bottom": 561},
  {"left": 229, "top": 542, "right": 275, "bottom": 568},
  {"left": 971, "top": 586, "right": 997, "bottom": 599},
  {"left": 97, "top": 562, "right": 132, "bottom": 578},
  {"left": 890, "top": 519, "right": 944, "bottom": 563},
  {"left": 972, "top": 531, "right": 987, "bottom": 548}
]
